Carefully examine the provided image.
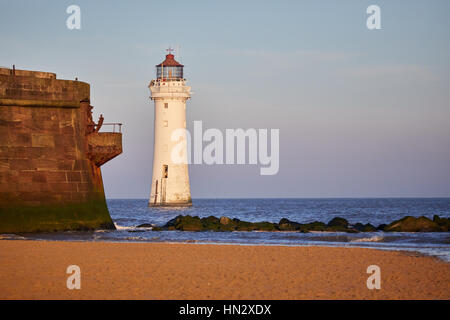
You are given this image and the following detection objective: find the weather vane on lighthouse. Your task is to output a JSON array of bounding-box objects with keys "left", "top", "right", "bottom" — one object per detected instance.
[
  {"left": 166, "top": 46, "right": 174, "bottom": 54},
  {"left": 148, "top": 49, "right": 192, "bottom": 206}
]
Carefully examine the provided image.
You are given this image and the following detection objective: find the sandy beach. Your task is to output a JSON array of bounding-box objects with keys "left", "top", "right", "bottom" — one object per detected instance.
[{"left": 0, "top": 240, "right": 448, "bottom": 300}]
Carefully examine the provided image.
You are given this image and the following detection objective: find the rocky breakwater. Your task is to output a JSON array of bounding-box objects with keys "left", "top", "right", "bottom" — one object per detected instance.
[{"left": 142, "top": 215, "right": 449, "bottom": 233}]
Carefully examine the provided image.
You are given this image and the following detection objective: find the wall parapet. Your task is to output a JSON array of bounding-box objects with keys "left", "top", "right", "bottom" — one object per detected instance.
[
  {"left": 0, "top": 72, "right": 89, "bottom": 103},
  {"left": 0, "top": 67, "right": 56, "bottom": 79},
  {"left": 0, "top": 98, "right": 80, "bottom": 108}
]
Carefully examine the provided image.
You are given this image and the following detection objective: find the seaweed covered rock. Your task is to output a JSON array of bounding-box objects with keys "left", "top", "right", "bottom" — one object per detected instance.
[
  {"left": 233, "top": 219, "right": 260, "bottom": 231},
  {"left": 233, "top": 219, "right": 255, "bottom": 231},
  {"left": 433, "top": 215, "right": 449, "bottom": 232},
  {"left": 136, "top": 223, "right": 153, "bottom": 228},
  {"left": 326, "top": 217, "right": 357, "bottom": 232},
  {"left": 253, "top": 221, "right": 279, "bottom": 231},
  {"left": 164, "top": 215, "right": 203, "bottom": 231},
  {"left": 328, "top": 217, "right": 349, "bottom": 228},
  {"left": 353, "top": 223, "right": 377, "bottom": 232},
  {"left": 202, "top": 216, "right": 221, "bottom": 231},
  {"left": 160, "top": 215, "right": 279, "bottom": 232},
  {"left": 299, "top": 221, "right": 328, "bottom": 232},
  {"left": 278, "top": 218, "right": 302, "bottom": 231},
  {"left": 384, "top": 216, "right": 442, "bottom": 232},
  {"left": 219, "top": 216, "right": 231, "bottom": 225},
  {"left": 279, "top": 218, "right": 357, "bottom": 233},
  {"left": 153, "top": 214, "right": 449, "bottom": 233}
]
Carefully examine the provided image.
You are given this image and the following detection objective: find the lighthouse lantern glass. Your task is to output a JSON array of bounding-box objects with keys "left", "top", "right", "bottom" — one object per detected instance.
[{"left": 156, "top": 66, "right": 183, "bottom": 79}]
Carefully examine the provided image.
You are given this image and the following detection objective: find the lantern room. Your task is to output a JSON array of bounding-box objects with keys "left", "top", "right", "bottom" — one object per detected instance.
[{"left": 156, "top": 53, "right": 184, "bottom": 80}]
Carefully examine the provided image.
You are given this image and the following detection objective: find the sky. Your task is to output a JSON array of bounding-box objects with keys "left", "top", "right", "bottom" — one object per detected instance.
[{"left": 1, "top": 0, "right": 449, "bottom": 198}]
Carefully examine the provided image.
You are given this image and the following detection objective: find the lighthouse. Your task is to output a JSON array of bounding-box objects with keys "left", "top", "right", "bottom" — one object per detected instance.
[{"left": 148, "top": 49, "right": 192, "bottom": 206}]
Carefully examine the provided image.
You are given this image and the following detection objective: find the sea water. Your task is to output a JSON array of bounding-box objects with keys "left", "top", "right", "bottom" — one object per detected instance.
[{"left": 3, "top": 198, "right": 450, "bottom": 261}]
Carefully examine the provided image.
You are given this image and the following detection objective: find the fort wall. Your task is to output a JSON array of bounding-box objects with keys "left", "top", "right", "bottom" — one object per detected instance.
[{"left": 0, "top": 67, "right": 121, "bottom": 232}]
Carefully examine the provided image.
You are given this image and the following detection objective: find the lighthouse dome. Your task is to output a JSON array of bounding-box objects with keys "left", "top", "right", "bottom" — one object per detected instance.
[{"left": 156, "top": 54, "right": 184, "bottom": 79}]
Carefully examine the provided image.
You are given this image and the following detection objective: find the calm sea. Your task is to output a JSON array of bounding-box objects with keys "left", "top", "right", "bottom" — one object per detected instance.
[{"left": 3, "top": 198, "right": 450, "bottom": 261}]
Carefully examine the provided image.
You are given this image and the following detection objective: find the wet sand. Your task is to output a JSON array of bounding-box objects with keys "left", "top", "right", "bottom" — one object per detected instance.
[{"left": 0, "top": 240, "right": 448, "bottom": 299}]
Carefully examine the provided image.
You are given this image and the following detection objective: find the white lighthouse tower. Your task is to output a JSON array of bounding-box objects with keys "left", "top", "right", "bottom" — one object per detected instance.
[{"left": 148, "top": 49, "right": 192, "bottom": 206}]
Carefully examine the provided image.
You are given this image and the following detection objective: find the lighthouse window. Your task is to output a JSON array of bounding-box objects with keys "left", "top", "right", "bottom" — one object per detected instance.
[
  {"left": 163, "top": 165, "right": 168, "bottom": 178},
  {"left": 163, "top": 120, "right": 168, "bottom": 127},
  {"left": 164, "top": 103, "right": 168, "bottom": 109}
]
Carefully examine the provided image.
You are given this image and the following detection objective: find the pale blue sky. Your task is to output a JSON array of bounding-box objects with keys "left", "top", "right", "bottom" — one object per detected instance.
[{"left": 1, "top": 0, "right": 449, "bottom": 198}]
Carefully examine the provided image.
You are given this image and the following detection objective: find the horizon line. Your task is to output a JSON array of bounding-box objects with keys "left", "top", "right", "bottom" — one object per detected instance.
[{"left": 106, "top": 196, "right": 450, "bottom": 200}]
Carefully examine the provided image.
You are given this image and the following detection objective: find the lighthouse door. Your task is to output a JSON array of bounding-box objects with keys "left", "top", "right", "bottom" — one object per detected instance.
[{"left": 161, "top": 165, "right": 168, "bottom": 204}]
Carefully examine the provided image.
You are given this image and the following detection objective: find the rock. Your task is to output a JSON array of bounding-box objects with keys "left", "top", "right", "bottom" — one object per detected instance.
[
  {"left": 217, "top": 216, "right": 237, "bottom": 231},
  {"left": 163, "top": 216, "right": 181, "bottom": 229},
  {"left": 235, "top": 220, "right": 258, "bottom": 231},
  {"left": 299, "top": 221, "right": 328, "bottom": 232},
  {"left": 327, "top": 217, "right": 349, "bottom": 228},
  {"left": 253, "top": 221, "right": 278, "bottom": 231},
  {"left": 353, "top": 223, "right": 377, "bottom": 232},
  {"left": 376, "top": 224, "right": 387, "bottom": 231},
  {"left": 180, "top": 216, "right": 204, "bottom": 231},
  {"left": 202, "top": 216, "right": 221, "bottom": 231},
  {"left": 278, "top": 218, "right": 302, "bottom": 231},
  {"left": 433, "top": 215, "right": 449, "bottom": 232},
  {"left": 326, "top": 217, "right": 353, "bottom": 232},
  {"left": 219, "top": 216, "right": 231, "bottom": 225},
  {"left": 136, "top": 223, "right": 153, "bottom": 228},
  {"left": 279, "top": 218, "right": 358, "bottom": 233},
  {"left": 163, "top": 215, "right": 203, "bottom": 231},
  {"left": 384, "top": 216, "right": 442, "bottom": 232},
  {"left": 363, "top": 223, "right": 377, "bottom": 232}
]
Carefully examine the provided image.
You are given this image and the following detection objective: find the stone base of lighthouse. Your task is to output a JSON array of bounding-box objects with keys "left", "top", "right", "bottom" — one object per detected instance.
[
  {"left": 149, "top": 202, "right": 192, "bottom": 207},
  {"left": 149, "top": 164, "right": 192, "bottom": 207}
]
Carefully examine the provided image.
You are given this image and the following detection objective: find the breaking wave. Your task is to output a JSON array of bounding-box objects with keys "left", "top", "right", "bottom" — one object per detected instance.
[
  {"left": 0, "top": 234, "right": 27, "bottom": 240},
  {"left": 350, "top": 235, "right": 384, "bottom": 243},
  {"left": 113, "top": 223, "right": 153, "bottom": 231}
]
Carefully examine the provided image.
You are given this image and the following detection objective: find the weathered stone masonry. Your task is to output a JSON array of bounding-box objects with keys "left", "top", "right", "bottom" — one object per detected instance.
[{"left": 0, "top": 67, "right": 122, "bottom": 232}]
